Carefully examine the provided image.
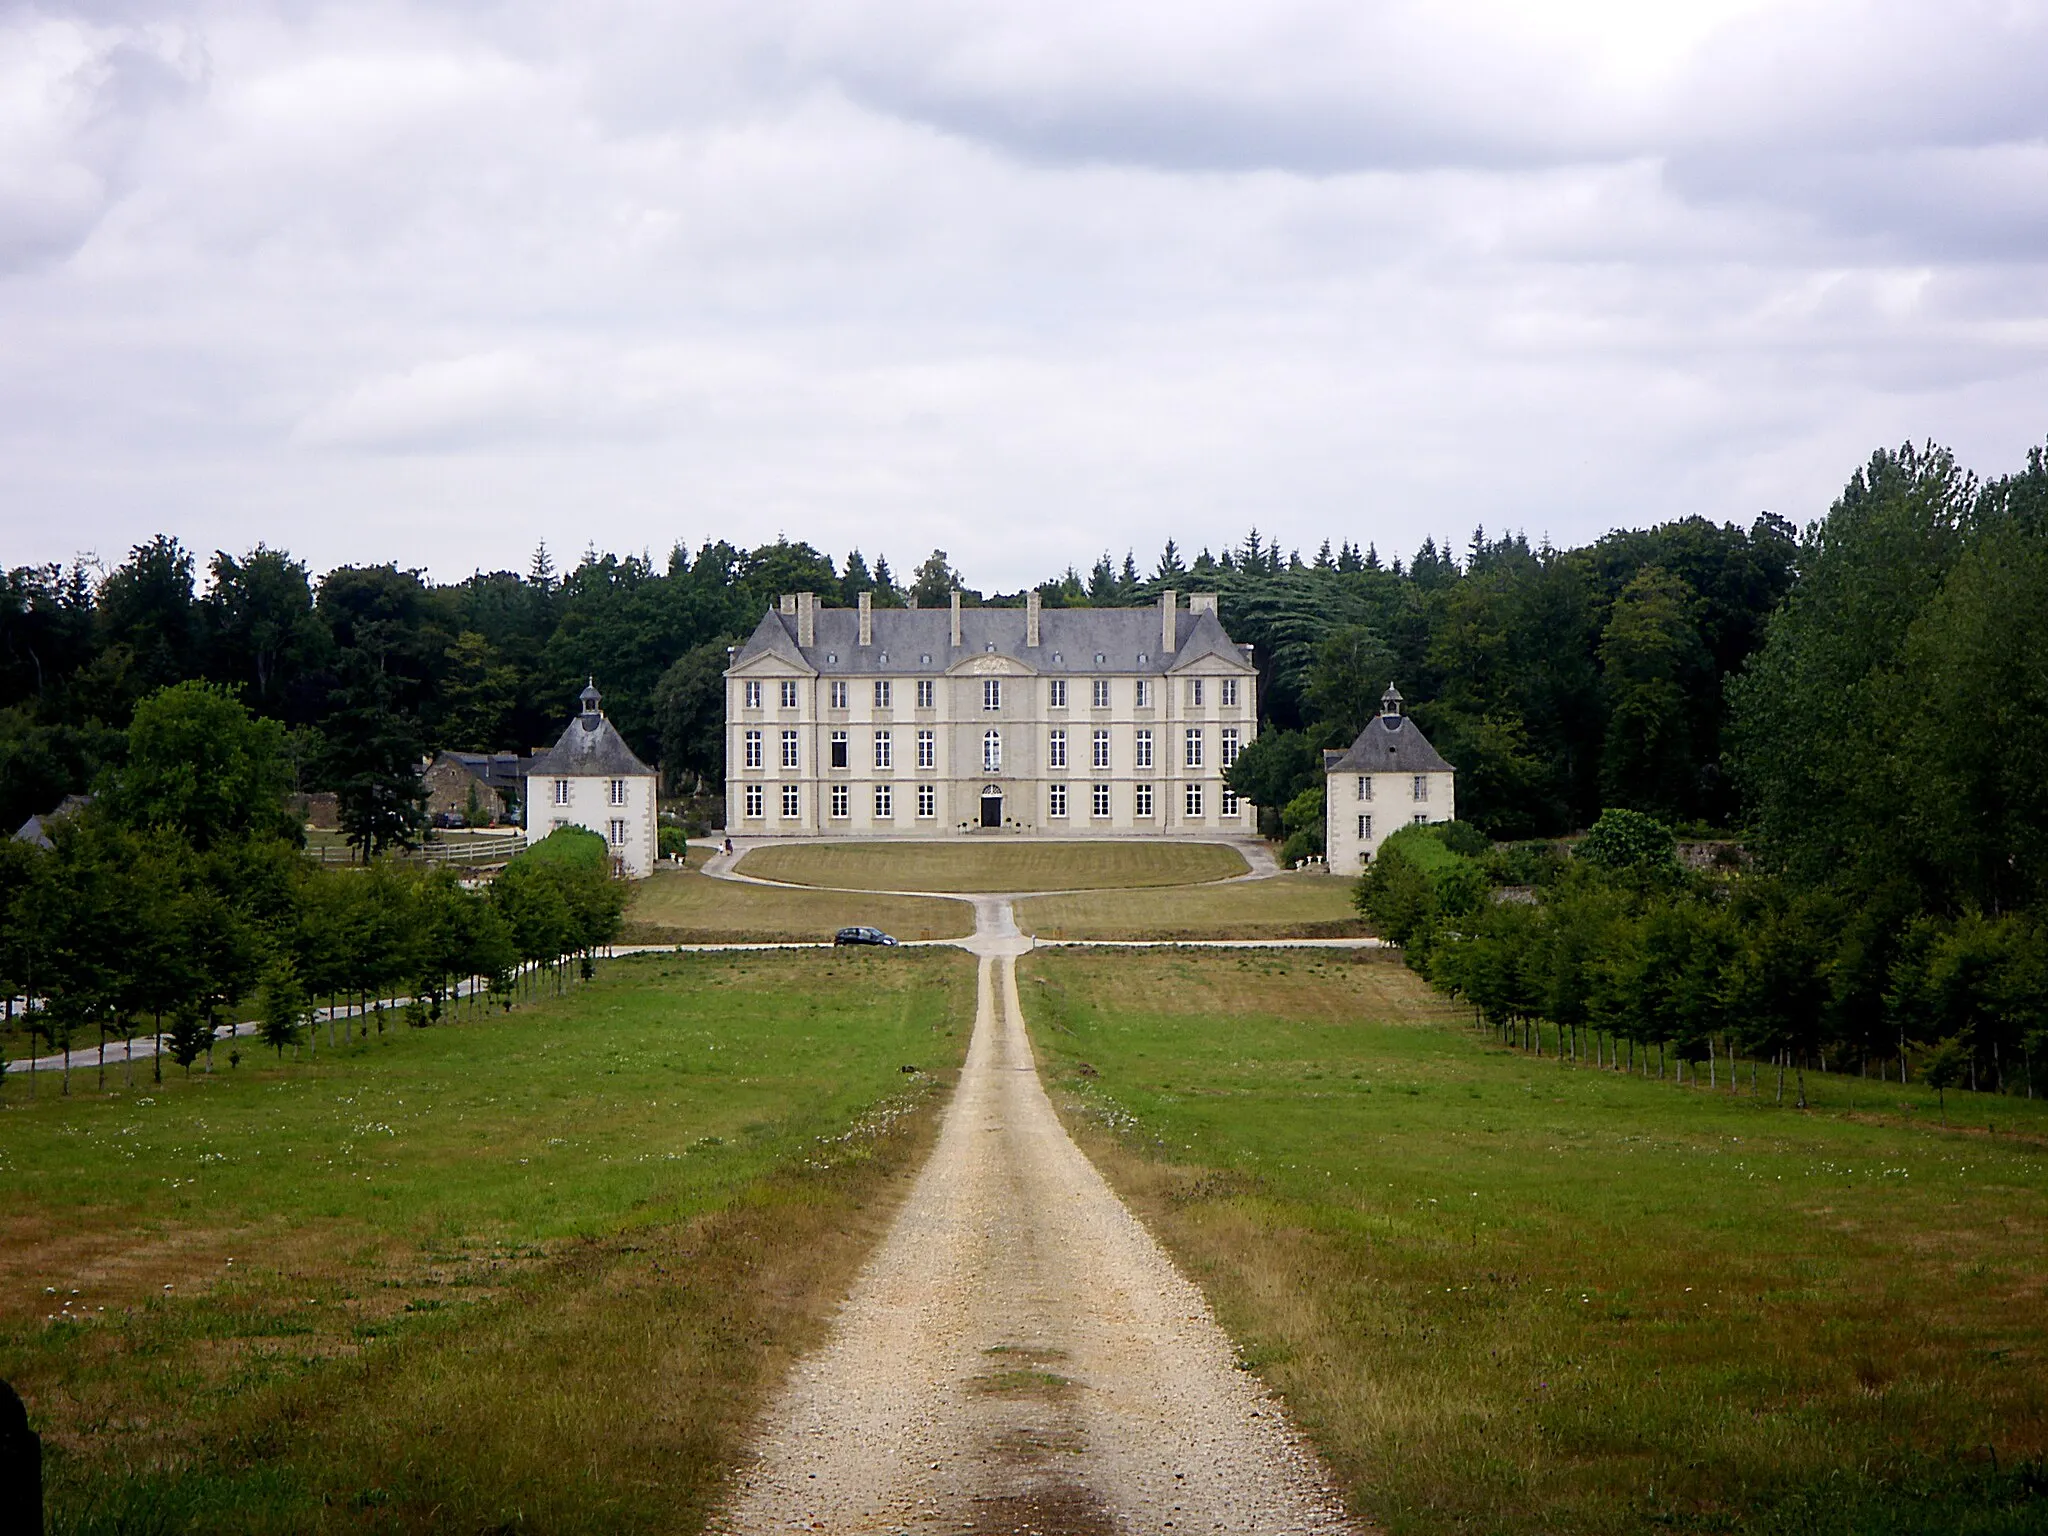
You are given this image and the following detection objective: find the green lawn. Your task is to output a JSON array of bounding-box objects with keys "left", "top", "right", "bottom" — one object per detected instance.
[
  {"left": 1020, "top": 948, "right": 2048, "bottom": 1536},
  {"left": 734, "top": 838, "right": 1249, "bottom": 893},
  {"left": 1018, "top": 870, "right": 1366, "bottom": 939},
  {"left": 621, "top": 865, "right": 973, "bottom": 943},
  {"left": 2, "top": 948, "right": 975, "bottom": 1534}
]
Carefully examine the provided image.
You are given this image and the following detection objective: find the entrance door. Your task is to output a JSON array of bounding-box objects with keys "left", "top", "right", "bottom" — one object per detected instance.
[{"left": 980, "top": 787, "right": 1003, "bottom": 828}]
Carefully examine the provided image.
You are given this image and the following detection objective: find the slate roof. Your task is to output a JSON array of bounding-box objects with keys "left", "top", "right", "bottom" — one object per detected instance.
[
  {"left": 1324, "top": 713, "right": 1454, "bottom": 775},
  {"left": 443, "top": 751, "right": 528, "bottom": 792},
  {"left": 729, "top": 604, "right": 1255, "bottom": 676},
  {"left": 527, "top": 706, "right": 655, "bottom": 778},
  {"left": 13, "top": 793, "right": 92, "bottom": 848}
]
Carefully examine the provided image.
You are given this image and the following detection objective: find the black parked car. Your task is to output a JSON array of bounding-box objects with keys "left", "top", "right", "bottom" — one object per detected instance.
[{"left": 834, "top": 926, "right": 900, "bottom": 947}]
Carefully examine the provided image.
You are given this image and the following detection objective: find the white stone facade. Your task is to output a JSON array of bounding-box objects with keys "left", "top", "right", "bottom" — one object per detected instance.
[
  {"left": 724, "top": 590, "right": 1259, "bottom": 837},
  {"left": 1323, "top": 688, "right": 1456, "bottom": 871},
  {"left": 523, "top": 684, "right": 660, "bottom": 877}
]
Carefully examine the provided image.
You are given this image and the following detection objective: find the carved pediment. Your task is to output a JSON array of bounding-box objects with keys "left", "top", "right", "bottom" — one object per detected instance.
[
  {"left": 725, "top": 654, "right": 815, "bottom": 677},
  {"left": 946, "top": 654, "right": 1038, "bottom": 678}
]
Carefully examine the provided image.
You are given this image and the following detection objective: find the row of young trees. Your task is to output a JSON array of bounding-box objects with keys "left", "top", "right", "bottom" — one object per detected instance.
[
  {"left": 1362, "top": 812, "right": 2048, "bottom": 1109},
  {"left": 0, "top": 681, "right": 623, "bottom": 1097}
]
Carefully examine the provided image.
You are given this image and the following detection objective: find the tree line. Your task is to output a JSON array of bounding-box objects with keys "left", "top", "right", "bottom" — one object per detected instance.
[
  {"left": 1344, "top": 438, "right": 2048, "bottom": 1108},
  {"left": 1363, "top": 809, "right": 2047, "bottom": 1108},
  {"left": 6, "top": 505, "right": 1807, "bottom": 850},
  {"left": 0, "top": 681, "right": 623, "bottom": 1098}
]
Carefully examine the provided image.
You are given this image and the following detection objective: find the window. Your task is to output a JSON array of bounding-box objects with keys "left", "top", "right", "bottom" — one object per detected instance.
[
  {"left": 1185, "top": 782, "right": 1205, "bottom": 818},
  {"left": 1358, "top": 814, "right": 1373, "bottom": 840},
  {"left": 1092, "top": 729, "right": 1110, "bottom": 770},
  {"left": 780, "top": 784, "right": 800, "bottom": 818},
  {"left": 780, "top": 730, "right": 799, "bottom": 769},
  {"left": 917, "top": 783, "right": 935, "bottom": 819},
  {"left": 1048, "top": 729, "right": 1067, "bottom": 769},
  {"left": 874, "top": 679, "right": 892, "bottom": 708},
  {"left": 917, "top": 679, "right": 935, "bottom": 709},
  {"left": 779, "top": 680, "right": 799, "bottom": 709},
  {"left": 1048, "top": 783, "right": 1067, "bottom": 819},
  {"left": 1221, "top": 787, "right": 1240, "bottom": 817},
  {"left": 1221, "top": 677, "right": 1239, "bottom": 707},
  {"left": 1413, "top": 812, "right": 1430, "bottom": 825},
  {"left": 1190, "top": 678, "right": 1205, "bottom": 707},
  {"left": 608, "top": 818, "right": 626, "bottom": 846},
  {"left": 1048, "top": 678, "right": 1067, "bottom": 708},
  {"left": 830, "top": 783, "right": 849, "bottom": 818},
  {"left": 609, "top": 778, "right": 627, "bottom": 806},
  {"left": 1091, "top": 678, "right": 1110, "bottom": 708},
  {"left": 744, "top": 680, "right": 762, "bottom": 710},
  {"left": 1135, "top": 782, "right": 1154, "bottom": 817},
  {"left": 917, "top": 729, "right": 935, "bottom": 769},
  {"left": 874, "top": 784, "right": 893, "bottom": 819},
  {"left": 1413, "top": 775, "right": 1429, "bottom": 802},
  {"left": 830, "top": 680, "right": 849, "bottom": 710},
  {"left": 1135, "top": 679, "right": 1150, "bottom": 707},
  {"left": 874, "top": 731, "right": 893, "bottom": 769},
  {"left": 744, "top": 783, "right": 764, "bottom": 819},
  {"left": 983, "top": 730, "right": 1002, "bottom": 772},
  {"left": 1135, "top": 729, "right": 1153, "bottom": 769},
  {"left": 983, "top": 679, "right": 1002, "bottom": 710},
  {"left": 743, "top": 729, "right": 762, "bottom": 769},
  {"left": 830, "top": 731, "right": 849, "bottom": 769},
  {"left": 1184, "top": 728, "right": 1203, "bottom": 768},
  {"left": 553, "top": 779, "right": 571, "bottom": 806},
  {"left": 1357, "top": 774, "right": 1371, "bottom": 801},
  {"left": 1092, "top": 783, "right": 1111, "bottom": 818},
  {"left": 1221, "top": 727, "right": 1240, "bottom": 768}
]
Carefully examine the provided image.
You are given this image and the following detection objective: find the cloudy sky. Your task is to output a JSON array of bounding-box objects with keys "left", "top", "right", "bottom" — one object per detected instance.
[{"left": 4, "top": 1, "right": 2046, "bottom": 590}]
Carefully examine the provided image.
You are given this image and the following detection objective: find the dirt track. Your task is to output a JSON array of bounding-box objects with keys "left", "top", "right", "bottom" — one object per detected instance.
[{"left": 714, "top": 904, "right": 1360, "bottom": 1534}]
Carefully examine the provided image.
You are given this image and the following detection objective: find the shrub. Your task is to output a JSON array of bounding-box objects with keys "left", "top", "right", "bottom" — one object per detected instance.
[{"left": 1575, "top": 808, "right": 1679, "bottom": 879}]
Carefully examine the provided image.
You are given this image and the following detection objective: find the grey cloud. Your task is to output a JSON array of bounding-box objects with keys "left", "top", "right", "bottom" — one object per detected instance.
[
  {"left": 1, "top": 2, "right": 2045, "bottom": 590},
  {"left": 0, "top": 14, "right": 204, "bottom": 273}
]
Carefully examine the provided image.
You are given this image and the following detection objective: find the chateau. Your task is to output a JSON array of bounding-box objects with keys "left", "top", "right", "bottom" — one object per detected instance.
[
  {"left": 1323, "top": 685, "right": 1457, "bottom": 870},
  {"left": 724, "top": 590, "right": 1259, "bottom": 836}
]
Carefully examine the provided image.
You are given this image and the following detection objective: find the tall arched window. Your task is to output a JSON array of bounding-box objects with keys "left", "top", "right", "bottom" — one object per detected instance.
[{"left": 983, "top": 729, "right": 1002, "bottom": 772}]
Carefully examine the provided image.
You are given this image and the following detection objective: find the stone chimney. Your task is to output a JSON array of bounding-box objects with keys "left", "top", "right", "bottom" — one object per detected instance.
[
  {"left": 1026, "top": 590, "right": 1041, "bottom": 648},
  {"left": 1189, "top": 592, "right": 1219, "bottom": 619},
  {"left": 858, "top": 590, "right": 873, "bottom": 646},
  {"left": 1160, "top": 589, "right": 1177, "bottom": 652},
  {"left": 779, "top": 593, "right": 797, "bottom": 616},
  {"left": 950, "top": 589, "right": 963, "bottom": 649},
  {"left": 796, "top": 591, "right": 816, "bottom": 648}
]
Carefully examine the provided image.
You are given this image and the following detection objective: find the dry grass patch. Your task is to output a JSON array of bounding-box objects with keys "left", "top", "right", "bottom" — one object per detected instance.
[
  {"left": 622, "top": 865, "right": 972, "bottom": 942},
  {"left": 735, "top": 838, "right": 1248, "bottom": 893},
  {"left": 1019, "top": 871, "right": 1367, "bottom": 940},
  {"left": 1023, "top": 949, "right": 2048, "bottom": 1536}
]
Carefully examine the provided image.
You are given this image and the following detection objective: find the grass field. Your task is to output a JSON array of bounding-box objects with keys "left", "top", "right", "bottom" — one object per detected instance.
[
  {"left": 621, "top": 866, "right": 973, "bottom": 942},
  {"left": 734, "top": 838, "right": 1249, "bottom": 892},
  {"left": 1020, "top": 948, "right": 2048, "bottom": 1536},
  {"left": 1017, "top": 870, "right": 1366, "bottom": 940},
  {"left": 2, "top": 948, "right": 975, "bottom": 1534}
]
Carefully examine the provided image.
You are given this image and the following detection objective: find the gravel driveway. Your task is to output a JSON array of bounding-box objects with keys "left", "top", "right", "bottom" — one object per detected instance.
[{"left": 715, "top": 902, "right": 1361, "bottom": 1534}]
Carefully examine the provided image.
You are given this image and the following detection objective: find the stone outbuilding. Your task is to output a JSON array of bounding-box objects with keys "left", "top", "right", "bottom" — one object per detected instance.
[
  {"left": 523, "top": 682, "right": 659, "bottom": 877},
  {"left": 1323, "top": 685, "right": 1456, "bottom": 871},
  {"left": 422, "top": 753, "right": 513, "bottom": 824}
]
